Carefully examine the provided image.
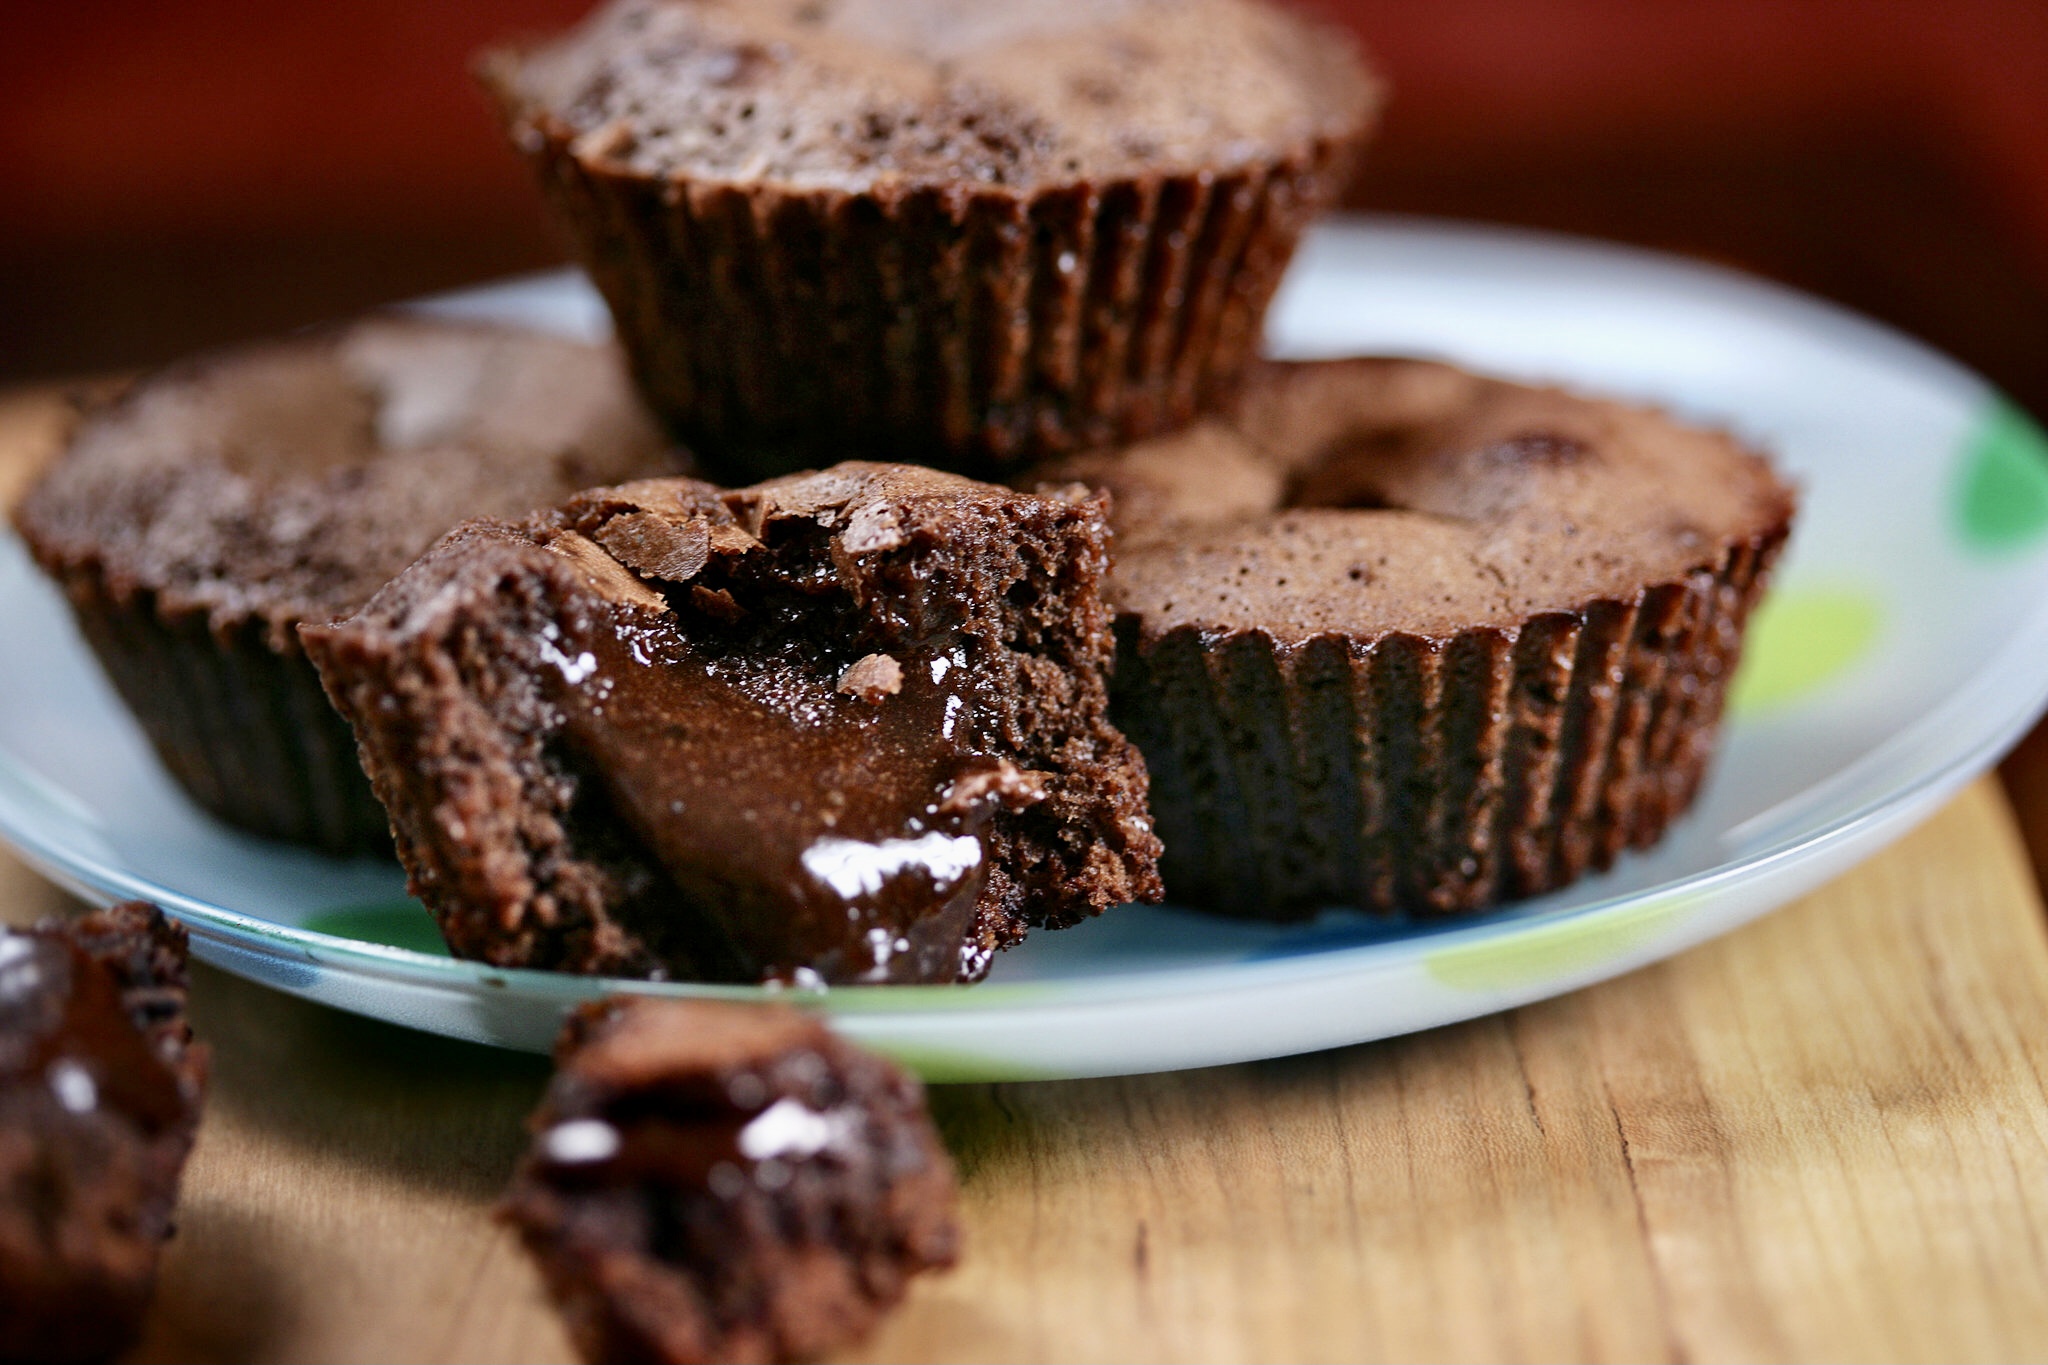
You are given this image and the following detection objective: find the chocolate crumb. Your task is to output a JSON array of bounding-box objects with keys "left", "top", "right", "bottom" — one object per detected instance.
[
  {"left": 938, "top": 761, "right": 1047, "bottom": 818},
  {"left": 689, "top": 584, "right": 747, "bottom": 622},
  {"left": 837, "top": 653, "right": 903, "bottom": 701},
  {"left": 839, "top": 502, "right": 906, "bottom": 554}
]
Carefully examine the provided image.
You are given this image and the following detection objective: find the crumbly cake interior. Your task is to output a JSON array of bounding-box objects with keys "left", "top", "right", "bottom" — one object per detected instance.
[
  {"left": 504, "top": 999, "right": 958, "bottom": 1364},
  {"left": 304, "top": 464, "right": 1159, "bottom": 984},
  {"left": 488, "top": 0, "right": 1375, "bottom": 191}
]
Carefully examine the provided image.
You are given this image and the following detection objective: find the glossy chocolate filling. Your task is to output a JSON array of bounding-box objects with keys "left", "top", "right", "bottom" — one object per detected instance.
[
  {"left": 0, "top": 931, "right": 186, "bottom": 1133},
  {"left": 533, "top": 1064, "right": 854, "bottom": 1198},
  {"left": 544, "top": 585, "right": 1041, "bottom": 986}
]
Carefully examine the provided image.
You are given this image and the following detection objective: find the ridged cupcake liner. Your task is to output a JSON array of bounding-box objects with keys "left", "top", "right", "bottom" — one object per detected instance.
[
  {"left": 517, "top": 119, "right": 1358, "bottom": 478},
  {"left": 54, "top": 570, "right": 390, "bottom": 856},
  {"left": 1111, "top": 528, "right": 1789, "bottom": 919}
]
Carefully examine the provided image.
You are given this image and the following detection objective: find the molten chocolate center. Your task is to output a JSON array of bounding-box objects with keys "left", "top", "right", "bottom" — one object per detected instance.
[{"left": 552, "top": 605, "right": 1038, "bottom": 985}]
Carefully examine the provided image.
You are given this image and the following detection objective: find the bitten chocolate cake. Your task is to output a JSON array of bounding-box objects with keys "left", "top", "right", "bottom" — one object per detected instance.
[
  {"left": 502, "top": 999, "right": 958, "bottom": 1365},
  {"left": 302, "top": 464, "right": 1160, "bottom": 984},
  {"left": 0, "top": 902, "right": 207, "bottom": 1364},
  {"left": 1031, "top": 358, "right": 1797, "bottom": 919},
  {"left": 12, "top": 316, "right": 684, "bottom": 853},
  {"left": 481, "top": 0, "right": 1379, "bottom": 476}
]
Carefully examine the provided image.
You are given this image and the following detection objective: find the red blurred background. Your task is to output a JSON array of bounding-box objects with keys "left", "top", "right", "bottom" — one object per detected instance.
[
  {"left": 4, "top": 1, "right": 2045, "bottom": 401},
  {"left": 5, "top": 0, "right": 2048, "bottom": 855}
]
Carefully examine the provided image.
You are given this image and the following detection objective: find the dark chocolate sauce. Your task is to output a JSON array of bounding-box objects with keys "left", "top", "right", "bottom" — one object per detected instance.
[
  {"left": 534, "top": 1060, "right": 854, "bottom": 1203},
  {"left": 549, "top": 604, "right": 1038, "bottom": 985},
  {"left": 0, "top": 929, "right": 186, "bottom": 1132}
]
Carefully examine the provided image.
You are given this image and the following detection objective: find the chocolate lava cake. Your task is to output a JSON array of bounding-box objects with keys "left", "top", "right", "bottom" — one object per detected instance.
[
  {"left": 481, "top": 0, "right": 1379, "bottom": 477},
  {"left": 1030, "top": 358, "right": 1798, "bottom": 919},
  {"left": 301, "top": 464, "right": 1161, "bottom": 984},
  {"left": 11, "top": 315, "right": 684, "bottom": 853},
  {"left": 0, "top": 902, "right": 207, "bottom": 1363},
  {"left": 502, "top": 998, "right": 957, "bottom": 1364}
]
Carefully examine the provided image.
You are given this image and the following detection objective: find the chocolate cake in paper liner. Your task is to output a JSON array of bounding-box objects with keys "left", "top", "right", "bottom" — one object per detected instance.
[
  {"left": 482, "top": 0, "right": 1378, "bottom": 478},
  {"left": 12, "top": 316, "right": 682, "bottom": 854},
  {"left": 50, "top": 582, "right": 392, "bottom": 853},
  {"left": 1030, "top": 358, "right": 1798, "bottom": 920}
]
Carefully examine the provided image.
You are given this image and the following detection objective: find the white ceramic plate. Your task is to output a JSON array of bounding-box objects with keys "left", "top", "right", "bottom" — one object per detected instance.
[{"left": 6, "top": 216, "right": 2048, "bottom": 1080}]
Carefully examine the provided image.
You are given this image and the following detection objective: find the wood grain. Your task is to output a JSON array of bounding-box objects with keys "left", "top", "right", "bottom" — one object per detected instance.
[
  {"left": 7, "top": 388, "right": 2048, "bottom": 1361},
  {"left": 866, "top": 778, "right": 2048, "bottom": 1365},
  {"left": 7, "top": 782, "right": 2048, "bottom": 1363}
]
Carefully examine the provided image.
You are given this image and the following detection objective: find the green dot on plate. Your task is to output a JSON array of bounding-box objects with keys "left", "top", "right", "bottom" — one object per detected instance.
[
  {"left": 1423, "top": 895, "right": 1686, "bottom": 992},
  {"left": 1956, "top": 398, "right": 2048, "bottom": 553},
  {"left": 303, "top": 901, "right": 450, "bottom": 956},
  {"left": 1728, "top": 585, "right": 1882, "bottom": 715}
]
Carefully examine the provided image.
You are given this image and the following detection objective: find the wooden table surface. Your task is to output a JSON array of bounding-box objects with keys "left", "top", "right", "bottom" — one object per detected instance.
[{"left": 9, "top": 389, "right": 2048, "bottom": 1362}]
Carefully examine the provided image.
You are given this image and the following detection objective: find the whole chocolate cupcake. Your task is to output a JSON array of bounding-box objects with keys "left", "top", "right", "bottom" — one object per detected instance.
[
  {"left": 12, "top": 317, "right": 684, "bottom": 854},
  {"left": 481, "top": 0, "right": 1378, "bottom": 479},
  {"left": 1031, "top": 359, "right": 1797, "bottom": 920}
]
